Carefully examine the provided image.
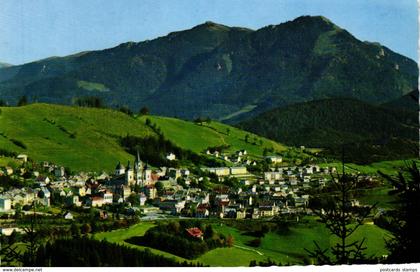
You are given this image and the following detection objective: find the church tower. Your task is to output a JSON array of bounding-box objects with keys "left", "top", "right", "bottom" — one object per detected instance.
[
  {"left": 125, "top": 160, "right": 134, "bottom": 186},
  {"left": 115, "top": 161, "right": 125, "bottom": 176},
  {"left": 134, "top": 150, "right": 143, "bottom": 186}
]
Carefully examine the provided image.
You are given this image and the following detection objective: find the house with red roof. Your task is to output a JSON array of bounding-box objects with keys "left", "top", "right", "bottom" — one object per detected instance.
[{"left": 185, "top": 227, "right": 203, "bottom": 239}]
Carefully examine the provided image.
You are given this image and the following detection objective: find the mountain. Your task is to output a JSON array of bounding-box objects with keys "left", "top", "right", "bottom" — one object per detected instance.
[
  {"left": 0, "top": 16, "right": 417, "bottom": 121},
  {"left": 0, "top": 104, "right": 285, "bottom": 172},
  {"left": 0, "top": 62, "right": 12, "bottom": 69},
  {"left": 238, "top": 98, "right": 418, "bottom": 164}
]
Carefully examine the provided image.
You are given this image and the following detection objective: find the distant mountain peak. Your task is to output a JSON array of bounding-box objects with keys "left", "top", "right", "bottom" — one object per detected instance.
[
  {"left": 292, "top": 15, "right": 335, "bottom": 24},
  {"left": 193, "top": 20, "right": 231, "bottom": 31},
  {"left": 203, "top": 20, "right": 221, "bottom": 26},
  {"left": 0, "top": 62, "right": 13, "bottom": 68}
]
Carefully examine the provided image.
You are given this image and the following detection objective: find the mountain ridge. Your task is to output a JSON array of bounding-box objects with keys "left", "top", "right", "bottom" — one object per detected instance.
[
  {"left": 238, "top": 97, "right": 418, "bottom": 163},
  {"left": 0, "top": 15, "right": 417, "bottom": 121}
]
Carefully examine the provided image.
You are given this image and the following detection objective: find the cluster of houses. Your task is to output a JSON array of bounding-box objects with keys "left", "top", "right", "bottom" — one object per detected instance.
[
  {"left": 151, "top": 164, "right": 339, "bottom": 219},
  {"left": 1, "top": 150, "right": 368, "bottom": 224},
  {"left": 0, "top": 187, "right": 50, "bottom": 211},
  {"left": 205, "top": 149, "right": 259, "bottom": 165},
  {"left": 205, "top": 148, "right": 284, "bottom": 167}
]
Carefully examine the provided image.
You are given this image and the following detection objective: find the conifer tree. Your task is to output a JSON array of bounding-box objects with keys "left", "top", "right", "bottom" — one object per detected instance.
[
  {"left": 305, "top": 160, "right": 376, "bottom": 264},
  {"left": 379, "top": 162, "right": 420, "bottom": 263}
]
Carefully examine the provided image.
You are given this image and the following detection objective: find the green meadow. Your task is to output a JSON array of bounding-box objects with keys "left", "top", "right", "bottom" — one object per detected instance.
[
  {"left": 356, "top": 186, "right": 397, "bottom": 210},
  {"left": 319, "top": 159, "right": 420, "bottom": 175},
  {"left": 93, "top": 222, "right": 193, "bottom": 263},
  {"left": 198, "top": 219, "right": 389, "bottom": 266},
  {"left": 0, "top": 104, "right": 284, "bottom": 173},
  {"left": 94, "top": 218, "right": 390, "bottom": 267},
  {"left": 0, "top": 156, "right": 20, "bottom": 168},
  {"left": 0, "top": 104, "right": 155, "bottom": 172},
  {"left": 140, "top": 115, "right": 287, "bottom": 157}
]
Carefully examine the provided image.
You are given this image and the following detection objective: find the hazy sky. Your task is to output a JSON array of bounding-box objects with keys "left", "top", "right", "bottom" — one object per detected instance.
[{"left": 0, "top": 0, "right": 418, "bottom": 65}]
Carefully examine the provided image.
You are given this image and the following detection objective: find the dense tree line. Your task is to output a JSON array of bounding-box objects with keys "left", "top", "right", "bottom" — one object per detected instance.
[
  {"left": 10, "top": 138, "right": 27, "bottom": 149},
  {"left": 118, "top": 106, "right": 134, "bottom": 116},
  {"left": 239, "top": 98, "right": 418, "bottom": 164},
  {"left": 73, "top": 96, "right": 104, "bottom": 108},
  {"left": 0, "top": 175, "right": 30, "bottom": 190},
  {"left": 127, "top": 231, "right": 212, "bottom": 259},
  {"left": 379, "top": 162, "right": 420, "bottom": 264},
  {"left": 120, "top": 134, "right": 224, "bottom": 167},
  {"left": 125, "top": 221, "right": 230, "bottom": 259},
  {"left": 33, "top": 238, "right": 200, "bottom": 266},
  {"left": 0, "top": 148, "right": 17, "bottom": 157},
  {"left": 249, "top": 259, "right": 284, "bottom": 266},
  {"left": 17, "top": 96, "right": 29, "bottom": 106},
  {"left": 205, "top": 144, "right": 230, "bottom": 153}
]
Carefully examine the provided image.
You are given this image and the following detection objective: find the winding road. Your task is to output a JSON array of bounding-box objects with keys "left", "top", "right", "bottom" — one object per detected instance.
[{"left": 233, "top": 245, "right": 264, "bottom": 256}]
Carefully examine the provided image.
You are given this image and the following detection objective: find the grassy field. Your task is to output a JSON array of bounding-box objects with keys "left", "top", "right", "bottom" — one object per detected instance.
[
  {"left": 0, "top": 104, "right": 156, "bottom": 172},
  {"left": 0, "top": 156, "right": 21, "bottom": 168},
  {"left": 319, "top": 159, "right": 420, "bottom": 175},
  {"left": 93, "top": 222, "right": 194, "bottom": 264},
  {"left": 356, "top": 186, "right": 397, "bottom": 210},
  {"left": 0, "top": 104, "right": 286, "bottom": 172},
  {"left": 197, "top": 217, "right": 389, "bottom": 266},
  {"left": 141, "top": 115, "right": 287, "bottom": 157},
  {"left": 95, "top": 218, "right": 390, "bottom": 267}
]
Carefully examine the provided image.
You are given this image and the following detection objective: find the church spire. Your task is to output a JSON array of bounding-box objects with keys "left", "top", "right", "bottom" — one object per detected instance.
[{"left": 135, "top": 149, "right": 141, "bottom": 163}]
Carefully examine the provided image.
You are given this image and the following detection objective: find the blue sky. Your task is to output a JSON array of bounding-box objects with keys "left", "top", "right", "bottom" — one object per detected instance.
[{"left": 0, "top": 0, "right": 418, "bottom": 65}]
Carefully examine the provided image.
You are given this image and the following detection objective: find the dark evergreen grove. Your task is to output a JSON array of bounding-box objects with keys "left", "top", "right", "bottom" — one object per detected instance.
[
  {"left": 379, "top": 162, "right": 420, "bottom": 264},
  {"left": 239, "top": 98, "right": 418, "bottom": 164},
  {"left": 34, "top": 238, "right": 201, "bottom": 267},
  {"left": 125, "top": 221, "right": 230, "bottom": 259},
  {"left": 120, "top": 133, "right": 225, "bottom": 167}
]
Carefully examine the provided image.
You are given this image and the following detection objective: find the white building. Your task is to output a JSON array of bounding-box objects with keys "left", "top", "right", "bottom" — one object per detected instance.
[
  {"left": 17, "top": 154, "right": 28, "bottom": 163},
  {"left": 140, "top": 194, "right": 147, "bottom": 206},
  {"left": 264, "top": 172, "right": 282, "bottom": 181},
  {"left": 64, "top": 212, "right": 74, "bottom": 220},
  {"left": 230, "top": 167, "right": 247, "bottom": 175},
  {"left": 0, "top": 197, "right": 12, "bottom": 211},
  {"left": 103, "top": 191, "right": 113, "bottom": 205},
  {"left": 166, "top": 153, "right": 176, "bottom": 161},
  {"left": 204, "top": 167, "right": 230, "bottom": 176},
  {"left": 0, "top": 227, "right": 24, "bottom": 236},
  {"left": 115, "top": 162, "right": 125, "bottom": 176},
  {"left": 266, "top": 156, "right": 283, "bottom": 164},
  {"left": 54, "top": 166, "right": 65, "bottom": 177}
]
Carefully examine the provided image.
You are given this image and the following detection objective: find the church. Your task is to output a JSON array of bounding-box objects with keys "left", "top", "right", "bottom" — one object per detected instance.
[{"left": 113, "top": 151, "right": 153, "bottom": 187}]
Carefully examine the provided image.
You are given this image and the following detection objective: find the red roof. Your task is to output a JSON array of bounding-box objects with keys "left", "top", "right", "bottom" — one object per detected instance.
[
  {"left": 197, "top": 203, "right": 210, "bottom": 209},
  {"left": 185, "top": 227, "right": 203, "bottom": 238},
  {"left": 218, "top": 200, "right": 230, "bottom": 206}
]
